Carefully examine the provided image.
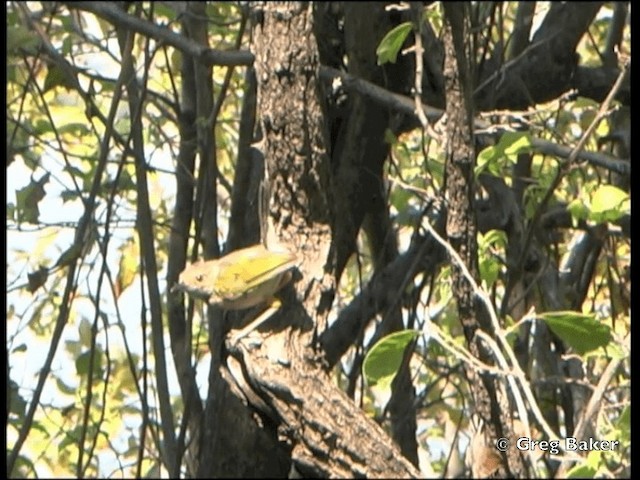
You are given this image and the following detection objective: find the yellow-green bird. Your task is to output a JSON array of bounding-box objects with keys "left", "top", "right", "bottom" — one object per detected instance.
[{"left": 172, "top": 244, "right": 297, "bottom": 310}]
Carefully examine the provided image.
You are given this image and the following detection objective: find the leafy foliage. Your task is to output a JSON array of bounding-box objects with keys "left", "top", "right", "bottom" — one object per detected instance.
[{"left": 6, "top": 2, "right": 630, "bottom": 479}]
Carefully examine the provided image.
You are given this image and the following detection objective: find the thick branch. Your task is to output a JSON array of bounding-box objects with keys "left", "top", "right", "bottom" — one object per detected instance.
[
  {"left": 230, "top": 334, "right": 421, "bottom": 478},
  {"left": 232, "top": 3, "right": 419, "bottom": 477},
  {"left": 475, "top": 2, "right": 604, "bottom": 109}
]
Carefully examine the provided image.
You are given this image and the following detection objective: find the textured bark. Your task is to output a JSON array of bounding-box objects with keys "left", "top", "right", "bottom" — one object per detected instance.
[
  {"left": 441, "top": 4, "right": 526, "bottom": 477},
  {"left": 229, "top": 328, "right": 420, "bottom": 478},
  {"left": 221, "top": 2, "right": 420, "bottom": 477}
]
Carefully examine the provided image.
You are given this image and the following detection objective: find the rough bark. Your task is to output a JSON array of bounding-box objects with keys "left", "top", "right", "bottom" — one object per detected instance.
[
  {"left": 221, "top": 2, "right": 420, "bottom": 477},
  {"left": 441, "top": 4, "right": 527, "bottom": 477}
]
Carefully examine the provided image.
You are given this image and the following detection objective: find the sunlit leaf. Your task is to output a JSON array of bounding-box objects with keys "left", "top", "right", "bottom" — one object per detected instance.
[
  {"left": 363, "top": 330, "right": 420, "bottom": 391},
  {"left": 566, "top": 463, "right": 596, "bottom": 479},
  {"left": 376, "top": 22, "right": 413, "bottom": 65},
  {"left": 478, "top": 230, "right": 506, "bottom": 289},
  {"left": 590, "top": 185, "right": 629, "bottom": 222},
  {"left": 476, "top": 132, "right": 532, "bottom": 176},
  {"left": 479, "top": 229, "right": 507, "bottom": 250},
  {"left": 567, "top": 198, "right": 588, "bottom": 225},
  {"left": 538, "top": 311, "right": 612, "bottom": 355},
  {"left": 503, "top": 131, "right": 533, "bottom": 159},
  {"left": 116, "top": 239, "right": 139, "bottom": 298},
  {"left": 479, "top": 256, "right": 501, "bottom": 290}
]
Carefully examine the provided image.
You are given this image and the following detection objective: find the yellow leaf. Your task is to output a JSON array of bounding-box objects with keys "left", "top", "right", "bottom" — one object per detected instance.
[{"left": 116, "top": 239, "right": 139, "bottom": 298}]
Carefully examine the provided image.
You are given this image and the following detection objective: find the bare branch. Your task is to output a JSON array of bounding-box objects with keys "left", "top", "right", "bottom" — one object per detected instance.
[
  {"left": 65, "top": 2, "right": 254, "bottom": 66},
  {"left": 318, "top": 66, "right": 629, "bottom": 175}
]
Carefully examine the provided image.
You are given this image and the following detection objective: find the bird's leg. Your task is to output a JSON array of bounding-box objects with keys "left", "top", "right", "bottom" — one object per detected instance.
[{"left": 229, "top": 298, "right": 282, "bottom": 344}]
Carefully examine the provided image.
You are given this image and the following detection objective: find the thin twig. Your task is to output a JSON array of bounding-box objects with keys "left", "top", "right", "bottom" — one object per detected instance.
[
  {"left": 555, "top": 355, "right": 625, "bottom": 478},
  {"left": 7, "top": 8, "right": 129, "bottom": 473},
  {"left": 517, "top": 62, "right": 630, "bottom": 274}
]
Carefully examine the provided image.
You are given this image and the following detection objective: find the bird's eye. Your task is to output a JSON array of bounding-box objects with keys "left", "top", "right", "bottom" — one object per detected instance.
[{"left": 196, "top": 274, "right": 203, "bottom": 282}]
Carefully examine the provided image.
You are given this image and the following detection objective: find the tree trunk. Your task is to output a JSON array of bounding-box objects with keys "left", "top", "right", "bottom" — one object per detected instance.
[
  {"left": 441, "top": 4, "right": 527, "bottom": 477},
  {"left": 214, "top": 2, "right": 420, "bottom": 477}
]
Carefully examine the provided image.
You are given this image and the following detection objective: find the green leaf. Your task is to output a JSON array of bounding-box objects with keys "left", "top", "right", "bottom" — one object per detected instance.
[
  {"left": 116, "top": 239, "right": 140, "bottom": 298},
  {"left": 10, "top": 454, "right": 36, "bottom": 478},
  {"left": 7, "top": 25, "right": 41, "bottom": 55},
  {"left": 478, "top": 230, "right": 506, "bottom": 289},
  {"left": 479, "top": 229, "right": 507, "bottom": 250},
  {"left": 567, "top": 198, "right": 588, "bottom": 225},
  {"left": 56, "top": 377, "right": 78, "bottom": 396},
  {"left": 75, "top": 350, "right": 91, "bottom": 376},
  {"left": 476, "top": 145, "right": 500, "bottom": 176},
  {"left": 363, "top": 330, "right": 420, "bottom": 390},
  {"left": 503, "top": 131, "right": 533, "bottom": 159},
  {"left": 615, "top": 405, "right": 630, "bottom": 442},
  {"left": 384, "top": 129, "right": 398, "bottom": 145},
  {"left": 589, "top": 185, "right": 629, "bottom": 222},
  {"left": 475, "top": 132, "right": 532, "bottom": 176},
  {"left": 75, "top": 348, "right": 104, "bottom": 377},
  {"left": 538, "top": 311, "right": 612, "bottom": 355},
  {"left": 7, "top": 202, "right": 16, "bottom": 222},
  {"left": 376, "top": 22, "right": 413, "bottom": 65},
  {"left": 566, "top": 464, "right": 596, "bottom": 479},
  {"left": 58, "top": 122, "right": 91, "bottom": 136},
  {"left": 479, "top": 256, "right": 501, "bottom": 290},
  {"left": 43, "top": 64, "right": 77, "bottom": 92},
  {"left": 78, "top": 318, "right": 93, "bottom": 347},
  {"left": 60, "top": 190, "right": 82, "bottom": 203},
  {"left": 58, "top": 425, "right": 82, "bottom": 452}
]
